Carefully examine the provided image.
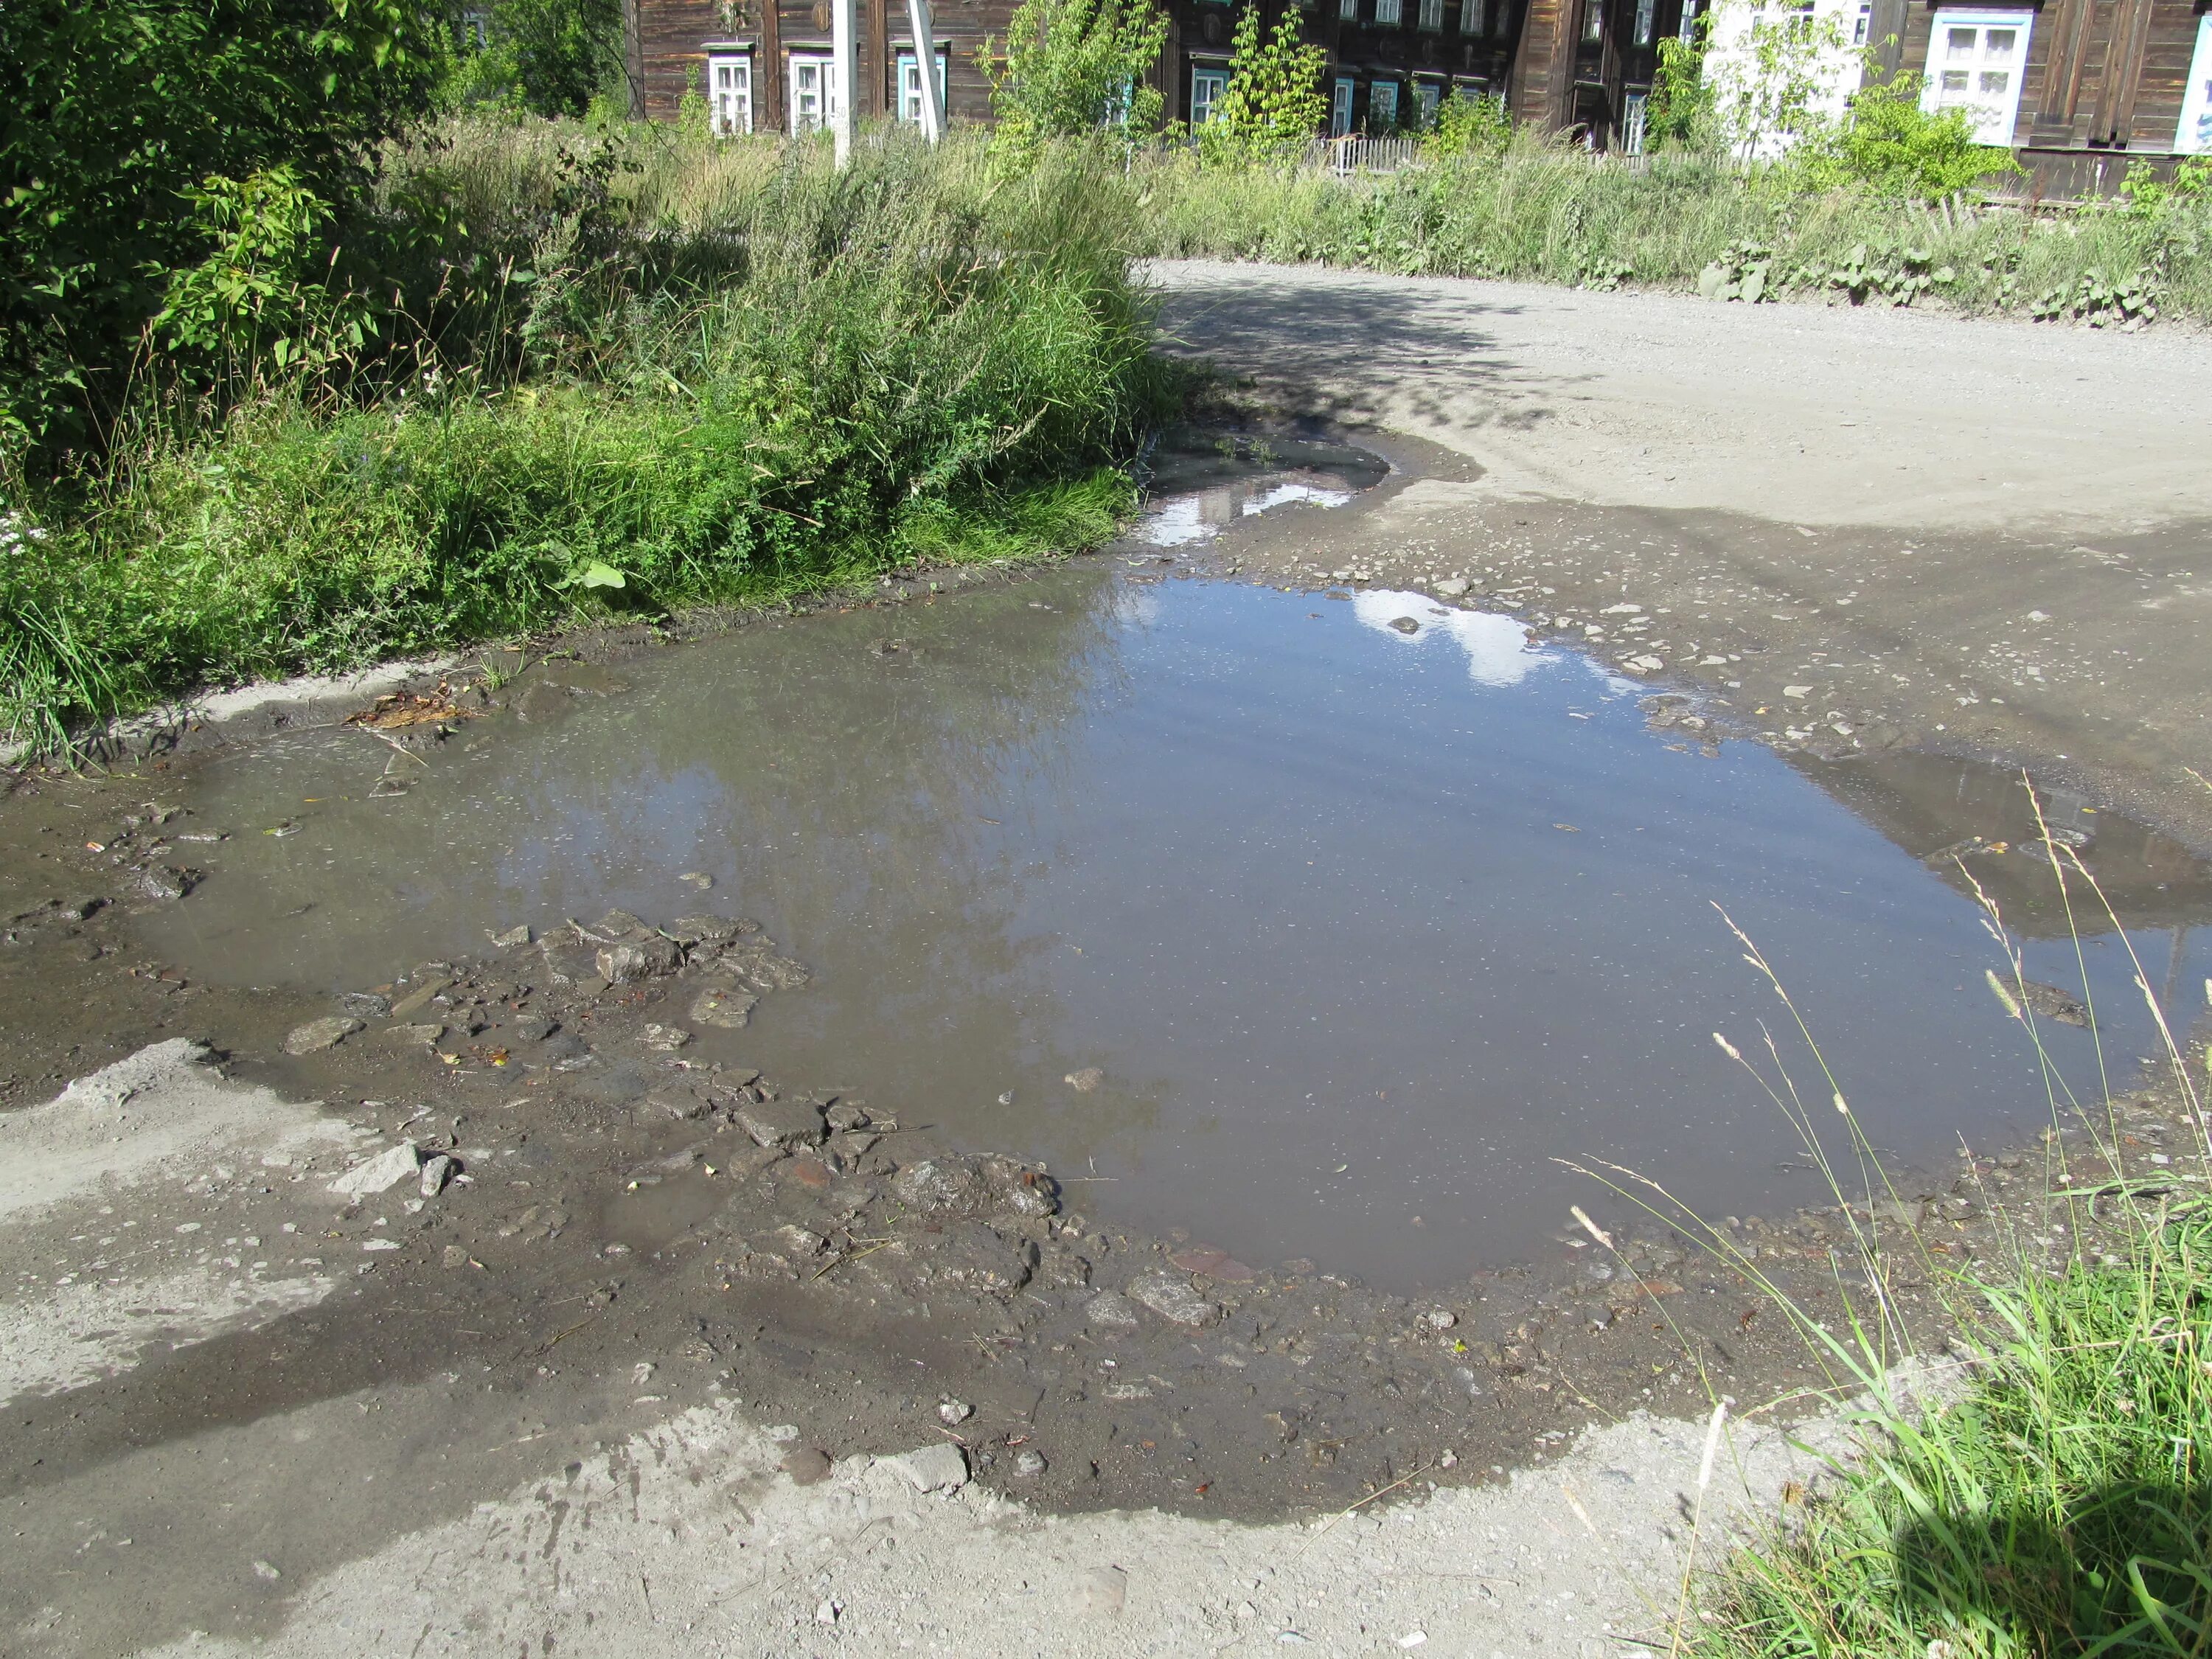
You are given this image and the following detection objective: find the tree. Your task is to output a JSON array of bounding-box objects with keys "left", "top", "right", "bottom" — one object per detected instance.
[
  {"left": 445, "top": 0, "right": 629, "bottom": 119},
  {"left": 981, "top": 0, "right": 1167, "bottom": 150},
  {"left": 1202, "top": 1, "right": 1327, "bottom": 164},
  {"left": 0, "top": 0, "right": 443, "bottom": 460}
]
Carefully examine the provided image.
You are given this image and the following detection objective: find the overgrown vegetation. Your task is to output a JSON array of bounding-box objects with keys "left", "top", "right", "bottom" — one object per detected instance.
[
  {"left": 980, "top": 0, "right": 1168, "bottom": 152},
  {"left": 1199, "top": 1, "right": 1329, "bottom": 167},
  {"left": 0, "top": 125, "right": 1172, "bottom": 754},
  {"left": 1130, "top": 128, "right": 2212, "bottom": 324}
]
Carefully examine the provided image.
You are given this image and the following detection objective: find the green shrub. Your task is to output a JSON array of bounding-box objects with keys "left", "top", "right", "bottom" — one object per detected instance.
[
  {"left": 0, "top": 131, "right": 1175, "bottom": 754},
  {"left": 980, "top": 0, "right": 1167, "bottom": 150},
  {"left": 1199, "top": 1, "right": 1328, "bottom": 167},
  {"left": 1789, "top": 76, "right": 2020, "bottom": 200}
]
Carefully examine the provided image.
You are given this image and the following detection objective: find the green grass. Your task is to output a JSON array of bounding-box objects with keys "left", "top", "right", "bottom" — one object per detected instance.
[
  {"left": 1129, "top": 136, "right": 2212, "bottom": 324},
  {"left": 1577, "top": 808, "right": 2212, "bottom": 1659},
  {"left": 0, "top": 124, "right": 1175, "bottom": 755}
]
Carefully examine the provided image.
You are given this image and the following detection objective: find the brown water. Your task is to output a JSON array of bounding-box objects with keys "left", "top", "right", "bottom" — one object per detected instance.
[{"left": 133, "top": 464, "right": 2212, "bottom": 1288}]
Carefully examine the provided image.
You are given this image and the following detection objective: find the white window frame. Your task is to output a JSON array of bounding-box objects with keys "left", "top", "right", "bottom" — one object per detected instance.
[
  {"left": 1419, "top": 0, "right": 1445, "bottom": 27},
  {"left": 1581, "top": 0, "right": 1603, "bottom": 43},
  {"left": 1376, "top": 0, "right": 1404, "bottom": 24},
  {"left": 2177, "top": 11, "right": 2212, "bottom": 152},
  {"left": 1331, "top": 75, "right": 1357, "bottom": 135},
  {"left": 895, "top": 46, "right": 948, "bottom": 122},
  {"left": 1624, "top": 88, "right": 1649, "bottom": 151},
  {"left": 789, "top": 50, "right": 840, "bottom": 132},
  {"left": 1632, "top": 0, "right": 1655, "bottom": 44},
  {"left": 1368, "top": 78, "right": 1399, "bottom": 127},
  {"left": 1190, "top": 66, "right": 1228, "bottom": 124},
  {"left": 1851, "top": 0, "right": 1871, "bottom": 43},
  {"left": 1340, "top": 0, "right": 1359, "bottom": 18},
  {"left": 1414, "top": 77, "right": 1444, "bottom": 121},
  {"left": 1919, "top": 7, "right": 2033, "bottom": 145},
  {"left": 706, "top": 51, "right": 753, "bottom": 135},
  {"left": 1678, "top": 0, "right": 1699, "bottom": 40},
  {"left": 1461, "top": 0, "right": 1487, "bottom": 32}
]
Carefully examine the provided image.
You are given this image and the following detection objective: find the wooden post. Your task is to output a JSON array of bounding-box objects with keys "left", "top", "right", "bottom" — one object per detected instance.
[
  {"left": 834, "top": 0, "right": 858, "bottom": 161},
  {"left": 622, "top": 0, "right": 647, "bottom": 118},
  {"left": 764, "top": 0, "right": 785, "bottom": 129},
  {"left": 906, "top": 0, "right": 945, "bottom": 137}
]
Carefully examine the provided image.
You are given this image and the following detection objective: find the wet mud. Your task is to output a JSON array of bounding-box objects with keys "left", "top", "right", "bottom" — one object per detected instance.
[{"left": 2, "top": 433, "right": 2209, "bottom": 1655}]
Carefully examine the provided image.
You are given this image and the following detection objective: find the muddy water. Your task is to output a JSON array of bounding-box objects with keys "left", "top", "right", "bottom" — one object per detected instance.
[{"left": 130, "top": 477, "right": 2212, "bottom": 1290}]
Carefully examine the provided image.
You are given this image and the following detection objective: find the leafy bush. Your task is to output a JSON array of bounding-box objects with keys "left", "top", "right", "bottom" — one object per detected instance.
[
  {"left": 0, "top": 0, "right": 443, "bottom": 459},
  {"left": 980, "top": 0, "right": 1166, "bottom": 150},
  {"left": 1422, "top": 90, "right": 1513, "bottom": 160},
  {"left": 1199, "top": 1, "right": 1328, "bottom": 167},
  {"left": 0, "top": 131, "right": 1176, "bottom": 754},
  {"left": 442, "top": 0, "right": 628, "bottom": 118},
  {"left": 1789, "top": 76, "right": 2020, "bottom": 200}
]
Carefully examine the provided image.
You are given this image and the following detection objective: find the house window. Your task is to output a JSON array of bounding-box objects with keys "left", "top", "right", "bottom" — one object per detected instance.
[
  {"left": 2178, "top": 11, "right": 2212, "bottom": 152},
  {"left": 1341, "top": 0, "right": 1360, "bottom": 18},
  {"left": 1632, "top": 0, "right": 1654, "bottom": 44},
  {"left": 1678, "top": 0, "right": 1698, "bottom": 40},
  {"left": 1368, "top": 78, "right": 1399, "bottom": 127},
  {"left": 1332, "top": 75, "right": 1357, "bottom": 134},
  {"left": 1461, "top": 0, "right": 1486, "bottom": 32},
  {"left": 460, "top": 5, "right": 491, "bottom": 48},
  {"left": 789, "top": 52, "right": 839, "bottom": 131},
  {"left": 1919, "top": 9, "right": 2033, "bottom": 145},
  {"left": 1624, "top": 88, "right": 1649, "bottom": 151},
  {"left": 1415, "top": 78, "right": 1444, "bottom": 120},
  {"left": 1191, "top": 67, "right": 1228, "bottom": 123},
  {"left": 895, "top": 48, "right": 947, "bottom": 121},
  {"left": 1376, "top": 0, "right": 1404, "bottom": 24},
  {"left": 1852, "top": 1, "right": 1871, "bottom": 43},
  {"left": 1581, "top": 0, "right": 1603, "bottom": 42},
  {"left": 707, "top": 53, "right": 752, "bottom": 134},
  {"left": 1419, "top": 0, "right": 1444, "bottom": 27}
]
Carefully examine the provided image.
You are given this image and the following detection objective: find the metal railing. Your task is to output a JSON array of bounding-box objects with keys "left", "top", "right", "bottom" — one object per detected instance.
[{"left": 1310, "top": 136, "right": 1426, "bottom": 173}]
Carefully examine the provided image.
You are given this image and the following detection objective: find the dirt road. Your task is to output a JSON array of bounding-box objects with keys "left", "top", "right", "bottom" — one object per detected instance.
[
  {"left": 1152, "top": 260, "right": 2212, "bottom": 842},
  {"left": 6, "top": 267, "right": 2208, "bottom": 1658}
]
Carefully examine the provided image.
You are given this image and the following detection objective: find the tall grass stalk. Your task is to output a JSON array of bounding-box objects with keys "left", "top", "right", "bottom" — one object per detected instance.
[
  {"left": 1565, "top": 773, "right": 2211, "bottom": 1658},
  {"left": 1130, "top": 134, "right": 2212, "bottom": 324}
]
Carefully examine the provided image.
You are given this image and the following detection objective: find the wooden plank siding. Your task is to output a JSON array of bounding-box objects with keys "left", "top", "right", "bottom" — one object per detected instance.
[{"left": 633, "top": 0, "right": 2193, "bottom": 170}]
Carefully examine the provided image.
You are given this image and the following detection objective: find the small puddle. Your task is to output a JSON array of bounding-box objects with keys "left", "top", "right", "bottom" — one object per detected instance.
[{"left": 126, "top": 463, "right": 2212, "bottom": 1290}]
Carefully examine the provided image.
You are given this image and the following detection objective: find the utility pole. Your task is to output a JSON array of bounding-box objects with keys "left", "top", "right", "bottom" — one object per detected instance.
[
  {"left": 905, "top": 0, "right": 944, "bottom": 139},
  {"left": 832, "top": 0, "right": 858, "bottom": 164},
  {"left": 622, "top": 0, "right": 647, "bottom": 120}
]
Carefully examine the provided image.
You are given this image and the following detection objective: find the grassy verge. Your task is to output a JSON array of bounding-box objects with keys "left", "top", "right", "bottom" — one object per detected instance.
[
  {"left": 1581, "top": 799, "right": 2212, "bottom": 1657},
  {"left": 1, "top": 124, "right": 1175, "bottom": 755},
  {"left": 1130, "top": 136, "right": 2212, "bottom": 326}
]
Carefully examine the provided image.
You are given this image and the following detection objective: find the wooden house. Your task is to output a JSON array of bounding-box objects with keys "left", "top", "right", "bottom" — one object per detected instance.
[{"left": 627, "top": 0, "right": 2212, "bottom": 184}]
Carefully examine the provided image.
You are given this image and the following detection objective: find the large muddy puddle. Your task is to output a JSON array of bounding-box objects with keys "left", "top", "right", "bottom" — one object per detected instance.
[{"left": 131, "top": 462, "right": 2212, "bottom": 1289}]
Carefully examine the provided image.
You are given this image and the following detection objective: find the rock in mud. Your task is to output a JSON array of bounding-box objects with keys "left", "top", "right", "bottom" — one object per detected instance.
[
  {"left": 936, "top": 1397, "right": 974, "bottom": 1426},
  {"left": 2020, "top": 980, "right": 2090, "bottom": 1027},
  {"left": 387, "top": 978, "right": 451, "bottom": 1020},
  {"left": 1127, "top": 1269, "right": 1220, "bottom": 1327},
  {"left": 1063, "top": 1067, "right": 1105, "bottom": 1093},
  {"left": 689, "top": 984, "right": 758, "bottom": 1029},
  {"left": 780, "top": 1447, "right": 834, "bottom": 1486},
  {"left": 925, "top": 1224, "right": 1035, "bottom": 1294},
  {"left": 1434, "top": 577, "right": 1471, "bottom": 599},
  {"left": 329, "top": 1140, "right": 422, "bottom": 1199},
  {"left": 1167, "top": 1245, "right": 1255, "bottom": 1281},
  {"left": 418, "top": 1153, "right": 456, "bottom": 1197},
  {"left": 512, "top": 1015, "right": 559, "bottom": 1042},
  {"left": 385, "top": 1023, "right": 445, "bottom": 1045},
  {"left": 1012, "top": 1448, "right": 1048, "bottom": 1478},
  {"left": 487, "top": 924, "right": 532, "bottom": 948},
  {"left": 1389, "top": 616, "right": 1420, "bottom": 635},
  {"left": 880, "top": 1443, "right": 968, "bottom": 1494},
  {"left": 734, "top": 1098, "right": 826, "bottom": 1150},
  {"left": 1083, "top": 1290, "right": 1142, "bottom": 1329},
  {"left": 284, "top": 1016, "right": 364, "bottom": 1056},
  {"left": 891, "top": 1158, "right": 986, "bottom": 1214},
  {"left": 597, "top": 937, "right": 682, "bottom": 984},
  {"left": 669, "top": 914, "right": 752, "bottom": 947},
  {"left": 338, "top": 992, "right": 392, "bottom": 1020},
  {"left": 637, "top": 1022, "right": 690, "bottom": 1051}
]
